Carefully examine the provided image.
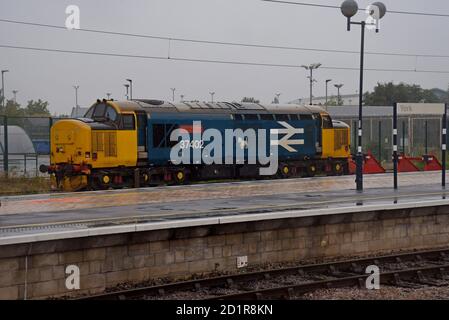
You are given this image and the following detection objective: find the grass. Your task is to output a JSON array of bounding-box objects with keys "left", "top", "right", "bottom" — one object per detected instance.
[{"left": 0, "top": 174, "right": 51, "bottom": 196}]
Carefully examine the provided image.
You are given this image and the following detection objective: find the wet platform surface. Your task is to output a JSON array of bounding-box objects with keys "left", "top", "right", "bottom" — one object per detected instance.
[{"left": 0, "top": 171, "right": 448, "bottom": 236}]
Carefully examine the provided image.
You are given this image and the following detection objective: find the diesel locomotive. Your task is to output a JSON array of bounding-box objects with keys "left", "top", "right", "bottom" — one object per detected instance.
[{"left": 40, "top": 99, "right": 351, "bottom": 191}]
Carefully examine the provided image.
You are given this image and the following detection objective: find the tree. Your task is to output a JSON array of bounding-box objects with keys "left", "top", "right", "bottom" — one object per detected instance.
[
  {"left": 364, "top": 82, "right": 440, "bottom": 106},
  {"left": 25, "top": 99, "right": 50, "bottom": 116},
  {"left": 0, "top": 98, "right": 51, "bottom": 116},
  {"left": 3, "top": 99, "right": 24, "bottom": 116},
  {"left": 241, "top": 97, "right": 260, "bottom": 103},
  {"left": 326, "top": 96, "right": 342, "bottom": 106}
]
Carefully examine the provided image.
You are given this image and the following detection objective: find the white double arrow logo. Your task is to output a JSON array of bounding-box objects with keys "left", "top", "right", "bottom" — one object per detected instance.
[{"left": 270, "top": 121, "right": 304, "bottom": 152}]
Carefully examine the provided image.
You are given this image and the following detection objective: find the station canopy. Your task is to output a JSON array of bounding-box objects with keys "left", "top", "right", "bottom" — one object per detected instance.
[{"left": 0, "top": 125, "right": 36, "bottom": 154}]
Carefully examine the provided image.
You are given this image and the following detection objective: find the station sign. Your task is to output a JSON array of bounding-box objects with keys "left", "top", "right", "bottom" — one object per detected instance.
[{"left": 397, "top": 103, "right": 446, "bottom": 115}]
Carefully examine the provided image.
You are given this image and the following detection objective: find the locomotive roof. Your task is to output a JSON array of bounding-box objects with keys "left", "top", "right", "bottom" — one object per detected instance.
[{"left": 111, "top": 99, "right": 327, "bottom": 115}]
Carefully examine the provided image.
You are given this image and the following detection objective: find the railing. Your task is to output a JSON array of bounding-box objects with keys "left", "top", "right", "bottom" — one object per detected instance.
[{"left": 0, "top": 153, "right": 49, "bottom": 177}]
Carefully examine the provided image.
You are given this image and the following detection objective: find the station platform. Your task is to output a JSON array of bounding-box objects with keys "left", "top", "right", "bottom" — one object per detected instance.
[
  {"left": 0, "top": 171, "right": 448, "bottom": 244},
  {"left": 2, "top": 171, "right": 449, "bottom": 299}
]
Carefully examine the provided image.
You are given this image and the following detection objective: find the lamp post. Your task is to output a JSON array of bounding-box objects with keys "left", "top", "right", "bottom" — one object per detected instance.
[
  {"left": 106, "top": 93, "right": 111, "bottom": 100},
  {"left": 73, "top": 85, "right": 79, "bottom": 116},
  {"left": 1, "top": 70, "right": 9, "bottom": 175},
  {"left": 325, "top": 79, "right": 332, "bottom": 108},
  {"left": 1, "top": 70, "right": 9, "bottom": 110},
  {"left": 301, "top": 63, "right": 321, "bottom": 105},
  {"left": 12, "top": 90, "right": 18, "bottom": 104},
  {"left": 126, "top": 79, "right": 133, "bottom": 100},
  {"left": 209, "top": 92, "right": 215, "bottom": 103},
  {"left": 340, "top": 0, "right": 387, "bottom": 192},
  {"left": 124, "top": 84, "right": 130, "bottom": 100},
  {"left": 171, "top": 88, "right": 176, "bottom": 102},
  {"left": 180, "top": 94, "right": 185, "bottom": 102},
  {"left": 307, "top": 76, "right": 317, "bottom": 104},
  {"left": 334, "top": 84, "right": 344, "bottom": 105}
]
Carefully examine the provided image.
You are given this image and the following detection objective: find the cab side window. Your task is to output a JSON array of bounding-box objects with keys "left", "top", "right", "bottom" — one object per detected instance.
[
  {"left": 84, "top": 107, "right": 94, "bottom": 119},
  {"left": 105, "top": 106, "right": 118, "bottom": 122},
  {"left": 121, "top": 114, "right": 135, "bottom": 130},
  {"left": 93, "top": 104, "right": 106, "bottom": 118},
  {"left": 322, "top": 115, "right": 333, "bottom": 129}
]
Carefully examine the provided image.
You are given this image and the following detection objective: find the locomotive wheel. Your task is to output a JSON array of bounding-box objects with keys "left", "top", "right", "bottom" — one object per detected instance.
[
  {"left": 279, "top": 164, "right": 291, "bottom": 178},
  {"left": 332, "top": 162, "right": 344, "bottom": 176},
  {"left": 102, "top": 175, "right": 111, "bottom": 185},
  {"left": 306, "top": 164, "right": 317, "bottom": 177},
  {"left": 141, "top": 171, "right": 151, "bottom": 186},
  {"left": 174, "top": 170, "right": 186, "bottom": 184},
  {"left": 92, "top": 173, "right": 111, "bottom": 190}
]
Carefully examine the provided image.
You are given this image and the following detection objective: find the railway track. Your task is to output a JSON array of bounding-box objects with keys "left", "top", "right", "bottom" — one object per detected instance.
[{"left": 78, "top": 248, "right": 449, "bottom": 300}]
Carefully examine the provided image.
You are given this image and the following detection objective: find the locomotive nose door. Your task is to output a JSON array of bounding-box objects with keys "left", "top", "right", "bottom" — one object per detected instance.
[{"left": 136, "top": 112, "right": 148, "bottom": 160}]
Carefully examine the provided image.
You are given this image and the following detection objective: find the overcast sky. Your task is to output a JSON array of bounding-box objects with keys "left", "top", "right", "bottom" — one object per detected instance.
[{"left": 1, "top": 0, "right": 449, "bottom": 114}]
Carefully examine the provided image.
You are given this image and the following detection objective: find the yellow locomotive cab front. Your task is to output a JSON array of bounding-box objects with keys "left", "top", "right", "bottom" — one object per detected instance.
[
  {"left": 41, "top": 100, "right": 139, "bottom": 191},
  {"left": 44, "top": 119, "right": 92, "bottom": 191},
  {"left": 51, "top": 119, "right": 92, "bottom": 165}
]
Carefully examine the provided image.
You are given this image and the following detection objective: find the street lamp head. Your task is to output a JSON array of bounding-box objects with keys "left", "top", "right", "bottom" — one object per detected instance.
[
  {"left": 302, "top": 63, "right": 321, "bottom": 70},
  {"left": 326, "top": 79, "right": 332, "bottom": 83},
  {"left": 126, "top": 79, "right": 132, "bottom": 82},
  {"left": 334, "top": 84, "right": 344, "bottom": 89},
  {"left": 341, "top": 0, "right": 358, "bottom": 18},
  {"left": 371, "top": 2, "right": 387, "bottom": 19},
  {"left": 1, "top": 70, "right": 9, "bottom": 73}
]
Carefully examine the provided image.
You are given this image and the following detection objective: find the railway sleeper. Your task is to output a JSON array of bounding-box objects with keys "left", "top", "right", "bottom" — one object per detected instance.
[
  {"left": 351, "top": 262, "right": 363, "bottom": 274},
  {"left": 226, "top": 278, "right": 235, "bottom": 289},
  {"left": 416, "top": 271, "right": 446, "bottom": 286},
  {"left": 286, "top": 288, "right": 295, "bottom": 300},
  {"left": 390, "top": 273, "right": 424, "bottom": 289},
  {"left": 328, "top": 265, "right": 357, "bottom": 278}
]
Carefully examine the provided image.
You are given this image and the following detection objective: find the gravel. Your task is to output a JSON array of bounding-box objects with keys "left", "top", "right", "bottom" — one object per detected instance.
[{"left": 302, "top": 286, "right": 449, "bottom": 300}]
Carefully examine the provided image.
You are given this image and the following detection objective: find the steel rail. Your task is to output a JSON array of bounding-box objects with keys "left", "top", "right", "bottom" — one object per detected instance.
[{"left": 208, "top": 264, "right": 449, "bottom": 300}]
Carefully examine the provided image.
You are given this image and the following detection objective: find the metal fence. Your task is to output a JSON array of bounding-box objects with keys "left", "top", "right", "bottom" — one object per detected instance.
[
  {"left": 1, "top": 115, "right": 56, "bottom": 176},
  {"left": 335, "top": 116, "right": 445, "bottom": 163}
]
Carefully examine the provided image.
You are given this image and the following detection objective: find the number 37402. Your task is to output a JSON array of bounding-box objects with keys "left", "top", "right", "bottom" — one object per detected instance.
[{"left": 179, "top": 140, "right": 204, "bottom": 149}]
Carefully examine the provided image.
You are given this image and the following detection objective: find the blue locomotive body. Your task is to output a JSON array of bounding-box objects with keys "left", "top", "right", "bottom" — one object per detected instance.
[{"left": 146, "top": 111, "right": 319, "bottom": 167}]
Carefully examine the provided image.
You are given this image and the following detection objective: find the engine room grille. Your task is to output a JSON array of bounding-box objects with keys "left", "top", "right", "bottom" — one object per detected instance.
[
  {"left": 334, "top": 129, "right": 348, "bottom": 150},
  {"left": 92, "top": 132, "right": 117, "bottom": 157}
]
